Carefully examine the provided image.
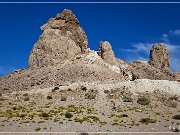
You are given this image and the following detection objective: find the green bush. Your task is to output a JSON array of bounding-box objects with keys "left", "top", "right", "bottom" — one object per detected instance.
[
  {"left": 140, "top": 118, "right": 157, "bottom": 124},
  {"left": 123, "top": 96, "right": 133, "bottom": 102},
  {"left": 65, "top": 112, "right": 73, "bottom": 118},
  {"left": 23, "top": 93, "right": 28, "bottom": 97},
  {"left": 137, "top": 96, "right": 150, "bottom": 105},
  {"left": 34, "top": 127, "right": 41, "bottom": 131},
  {"left": 61, "top": 96, "right": 67, "bottom": 101},
  {"left": 39, "top": 112, "right": 49, "bottom": 118}
]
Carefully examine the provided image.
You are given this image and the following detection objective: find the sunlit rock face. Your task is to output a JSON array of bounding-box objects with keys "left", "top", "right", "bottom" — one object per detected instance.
[
  {"left": 28, "top": 9, "right": 88, "bottom": 69},
  {"left": 150, "top": 43, "right": 170, "bottom": 72}
]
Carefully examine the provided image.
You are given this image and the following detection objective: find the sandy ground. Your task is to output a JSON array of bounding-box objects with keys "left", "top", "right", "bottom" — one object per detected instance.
[{"left": 0, "top": 79, "right": 180, "bottom": 135}]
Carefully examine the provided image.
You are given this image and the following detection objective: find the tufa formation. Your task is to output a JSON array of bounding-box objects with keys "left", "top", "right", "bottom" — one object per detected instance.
[
  {"left": 149, "top": 43, "right": 170, "bottom": 72},
  {"left": 98, "top": 41, "right": 117, "bottom": 65},
  {"left": 28, "top": 9, "right": 88, "bottom": 69},
  {"left": 0, "top": 9, "right": 180, "bottom": 93}
]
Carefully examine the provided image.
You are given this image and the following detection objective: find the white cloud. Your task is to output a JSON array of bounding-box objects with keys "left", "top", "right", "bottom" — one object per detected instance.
[
  {"left": 169, "top": 29, "right": 180, "bottom": 36},
  {"left": 120, "top": 42, "right": 151, "bottom": 53}
]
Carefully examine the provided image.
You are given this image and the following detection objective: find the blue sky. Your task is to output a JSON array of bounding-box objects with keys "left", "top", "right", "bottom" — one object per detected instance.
[{"left": 0, "top": 3, "right": 180, "bottom": 76}]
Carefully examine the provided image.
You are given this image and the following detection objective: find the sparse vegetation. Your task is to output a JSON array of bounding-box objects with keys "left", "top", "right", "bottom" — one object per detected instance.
[
  {"left": 123, "top": 96, "right": 133, "bottom": 102},
  {"left": 34, "top": 127, "right": 41, "bottom": 131},
  {"left": 61, "top": 96, "right": 67, "bottom": 101},
  {"left": 39, "top": 112, "right": 49, "bottom": 118},
  {"left": 23, "top": 93, "right": 28, "bottom": 97},
  {"left": 46, "top": 95, "right": 52, "bottom": 100},
  {"left": 137, "top": 96, "right": 150, "bottom": 105},
  {"left": 140, "top": 118, "right": 157, "bottom": 124},
  {"left": 65, "top": 111, "right": 73, "bottom": 118},
  {"left": 81, "top": 86, "right": 87, "bottom": 91},
  {"left": 24, "top": 96, "right": 30, "bottom": 101},
  {"left": 104, "top": 90, "right": 110, "bottom": 94},
  {"left": 85, "top": 90, "right": 97, "bottom": 99}
]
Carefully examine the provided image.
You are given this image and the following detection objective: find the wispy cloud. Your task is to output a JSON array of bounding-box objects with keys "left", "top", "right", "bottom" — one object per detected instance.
[
  {"left": 121, "top": 43, "right": 151, "bottom": 53},
  {"left": 120, "top": 29, "right": 180, "bottom": 72},
  {"left": 0, "top": 66, "right": 16, "bottom": 77}
]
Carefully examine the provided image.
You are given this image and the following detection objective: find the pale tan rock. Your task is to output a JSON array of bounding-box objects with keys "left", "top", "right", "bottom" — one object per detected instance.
[
  {"left": 28, "top": 9, "right": 88, "bottom": 69},
  {"left": 149, "top": 43, "right": 170, "bottom": 72},
  {"left": 98, "top": 41, "right": 117, "bottom": 65}
]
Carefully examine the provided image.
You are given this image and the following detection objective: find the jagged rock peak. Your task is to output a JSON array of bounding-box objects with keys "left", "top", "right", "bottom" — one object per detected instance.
[
  {"left": 56, "top": 9, "right": 79, "bottom": 24},
  {"left": 149, "top": 43, "right": 170, "bottom": 72},
  {"left": 28, "top": 9, "right": 88, "bottom": 69},
  {"left": 98, "top": 41, "right": 117, "bottom": 65}
]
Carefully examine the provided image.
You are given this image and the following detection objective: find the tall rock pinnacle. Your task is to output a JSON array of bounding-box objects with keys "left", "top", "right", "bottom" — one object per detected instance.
[
  {"left": 98, "top": 41, "right": 117, "bottom": 65},
  {"left": 28, "top": 9, "right": 88, "bottom": 69},
  {"left": 149, "top": 43, "right": 170, "bottom": 72}
]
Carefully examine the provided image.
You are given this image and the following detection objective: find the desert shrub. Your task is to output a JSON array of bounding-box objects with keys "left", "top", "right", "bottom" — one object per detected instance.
[
  {"left": 85, "top": 90, "right": 97, "bottom": 100},
  {"left": 169, "top": 96, "right": 178, "bottom": 101},
  {"left": 121, "top": 114, "right": 128, "bottom": 117},
  {"left": 34, "top": 127, "right": 41, "bottom": 131},
  {"left": 137, "top": 96, "right": 150, "bottom": 105},
  {"left": 54, "top": 87, "right": 59, "bottom": 90},
  {"left": 81, "top": 86, "right": 87, "bottom": 91},
  {"left": 52, "top": 87, "right": 59, "bottom": 92},
  {"left": 0, "top": 93, "right": 2, "bottom": 97},
  {"left": 123, "top": 96, "right": 133, "bottom": 102},
  {"left": 80, "top": 133, "right": 89, "bottom": 135},
  {"left": 173, "top": 115, "right": 180, "bottom": 120},
  {"left": 169, "top": 101, "right": 177, "bottom": 108},
  {"left": 65, "top": 111, "right": 73, "bottom": 118},
  {"left": 39, "top": 112, "right": 49, "bottom": 118},
  {"left": 46, "top": 95, "right": 52, "bottom": 100},
  {"left": 61, "top": 96, "right": 67, "bottom": 101},
  {"left": 23, "top": 93, "right": 28, "bottom": 97},
  {"left": 24, "top": 97, "right": 30, "bottom": 101},
  {"left": 104, "top": 90, "right": 110, "bottom": 94},
  {"left": 12, "top": 106, "right": 17, "bottom": 110},
  {"left": 140, "top": 118, "right": 157, "bottom": 124}
]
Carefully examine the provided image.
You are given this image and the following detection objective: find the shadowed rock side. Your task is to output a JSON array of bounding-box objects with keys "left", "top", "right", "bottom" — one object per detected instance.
[{"left": 28, "top": 9, "right": 88, "bottom": 69}]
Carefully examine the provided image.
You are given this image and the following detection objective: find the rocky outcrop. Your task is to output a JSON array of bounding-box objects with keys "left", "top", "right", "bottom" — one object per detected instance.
[
  {"left": 28, "top": 9, "right": 88, "bottom": 69},
  {"left": 98, "top": 41, "right": 117, "bottom": 65},
  {"left": 149, "top": 43, "right": 170, "bottom": 72},
  {"left": 1, "top": 9, "right": 180, "bottom": 94}
]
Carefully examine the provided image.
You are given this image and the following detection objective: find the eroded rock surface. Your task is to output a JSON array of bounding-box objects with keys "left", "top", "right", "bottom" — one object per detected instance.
[
  {"left": 149, "top": 43, "right": 170, "bottom": 72},
  {"left": 28, "top": 9, "right": 88, "bottom": 69},
  {"left": 98, "top": 41, "right": 117, "bottom": 65}
]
